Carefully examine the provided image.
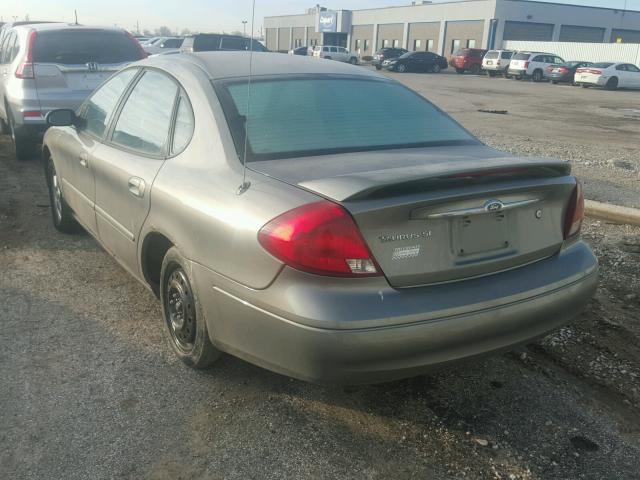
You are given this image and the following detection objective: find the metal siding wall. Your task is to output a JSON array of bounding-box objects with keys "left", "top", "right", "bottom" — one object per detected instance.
[
  {"left": 443, "top": 20, "right": 485, "bottom": 55},
  {"left": 377, "top": 24, "right": 404, "bottom": 50},
  {"left": 277, "top": 28, "right": 291, "bottom": 51},
  {"left": 351, "top": 25, "right": 374, "bottom": 55},
  {"left": 503, "top": 41, "right": 640, "bottom": 66},
  {"left": 291, "top": 27, "right": 305, "bottom": 48},
  {"left": 265, "top": 28, "right": 278, "bottom": 51},
  {"left": 611, "top": 29, "right": 640, "bottom": 44},
  {"left": 407, "top": 22, "right": 441, "bottom": 52},
  {"left": 559, "top": 25, "right": 605, "bottom": 43},
  {"left": 503, "top": 21, "right": 554, "bottom": 41}
]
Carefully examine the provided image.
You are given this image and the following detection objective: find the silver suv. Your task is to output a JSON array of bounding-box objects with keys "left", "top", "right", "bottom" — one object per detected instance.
[{"left": 0, "top": 23, "right": 145, "bottom": 160}]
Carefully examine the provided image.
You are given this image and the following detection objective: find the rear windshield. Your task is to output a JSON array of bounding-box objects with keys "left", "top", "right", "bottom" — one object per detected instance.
[
  {"left": 216, "top": 77, "right": 476, "bottom": 161},
  {"left": 34, "top": 30, "right": 142, "bottom": 64},
  {"left": 513, "top": 53, "right": 531, "bottom": 60},
  {"left": 484, "top": 51, "right": 499, "bottom": 59},
  {"left": 591, "top": 62, "right": 613, "bottom": 68}
]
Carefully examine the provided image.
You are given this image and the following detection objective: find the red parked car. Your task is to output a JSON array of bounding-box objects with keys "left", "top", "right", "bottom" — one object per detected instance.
[{"left": 449, "top": 48, "right": 487, "bottom": 74}]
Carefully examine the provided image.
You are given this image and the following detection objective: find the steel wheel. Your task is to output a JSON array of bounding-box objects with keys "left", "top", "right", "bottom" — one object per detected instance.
[
  {"left": 164, "top": 267, "right": 197, "bottom": 353},
  {"left": 50, "top": 163, "right": 63, "bottom": 223}
]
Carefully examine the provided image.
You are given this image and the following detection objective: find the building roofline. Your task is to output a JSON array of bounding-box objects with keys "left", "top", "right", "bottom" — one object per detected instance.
[{"left": 500, "top": 0, "right": 640, "bottom": 15}]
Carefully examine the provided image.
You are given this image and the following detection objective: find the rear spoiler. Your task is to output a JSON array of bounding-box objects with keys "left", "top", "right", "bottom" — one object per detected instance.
[{"left": 298, "top": 158, "right": 571, "bottom": 202}]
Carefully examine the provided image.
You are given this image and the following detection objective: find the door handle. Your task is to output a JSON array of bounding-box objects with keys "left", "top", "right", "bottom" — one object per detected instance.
[
  {"left": 79, "top": 153, "right": 88, "bottom": 168},
  {"left": 128, "top": 177, "right": 146, "bottom": 198}
]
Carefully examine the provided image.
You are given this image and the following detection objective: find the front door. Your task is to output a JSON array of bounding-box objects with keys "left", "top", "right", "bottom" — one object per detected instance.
[
  {"left": 56, "top": 68, "right": 139, "bottom": 234},
  {"left": 93, "top": 69, "right": 179, "bottom": 277}
]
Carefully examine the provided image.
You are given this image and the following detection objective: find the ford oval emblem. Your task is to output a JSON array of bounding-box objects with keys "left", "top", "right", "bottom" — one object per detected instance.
[{"left": 484, "top": 199, "right": 504, "bottom": 212}]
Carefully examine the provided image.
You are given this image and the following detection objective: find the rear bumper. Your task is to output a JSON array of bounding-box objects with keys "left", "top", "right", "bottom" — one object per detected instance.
[
  {"left": 575, "top": 76, "right": 607, "bottom": 86},
  {"left": 193, "top": 241, "right": 598, "bottom": 384},
  {"left": 507, "top": 68, "right": 527, "bottom": 77}
]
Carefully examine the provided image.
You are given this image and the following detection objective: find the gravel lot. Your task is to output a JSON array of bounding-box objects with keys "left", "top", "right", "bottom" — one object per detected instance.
[{"left": 1, "top": 70, "right": 639, "bottom": 480}]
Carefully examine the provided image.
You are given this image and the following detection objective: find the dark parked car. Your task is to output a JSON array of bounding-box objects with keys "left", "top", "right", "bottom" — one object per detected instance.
[
  {"left": 383, "top": 51, "right": 448, "bottom": 73},
  {"left": 181, "top": 34, "right": 267, "bottom": 53},
  {"left": 545, "top": 61, "right": 593, "bottom": 84},
  {"left": 289, "top": 46, "right": 310, "bottom": 56},
  {"left": 449, "top": 48, "right": 487, "bottom": 74},
  {"left": 372, "top": 47, "right": 408, "bottom": 70}
]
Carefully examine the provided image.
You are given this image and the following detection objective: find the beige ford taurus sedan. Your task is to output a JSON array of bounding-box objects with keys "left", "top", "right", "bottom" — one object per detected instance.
[{"left": 42, "top": 52, "right": 598, "bottom": 384}]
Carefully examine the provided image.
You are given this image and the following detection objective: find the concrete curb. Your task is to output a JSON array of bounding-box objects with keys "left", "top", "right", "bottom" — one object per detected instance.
[{"left": 585, "top": 200, "right": 640, "bottom": 227}]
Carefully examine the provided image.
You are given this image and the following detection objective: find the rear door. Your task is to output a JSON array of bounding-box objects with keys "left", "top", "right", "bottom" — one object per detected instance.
[
  {"left": 92, "top": 69, "right": 180, "bottom": 276},
  {"left": 33, "top": 29, "right": 144, "bottom": 115}
]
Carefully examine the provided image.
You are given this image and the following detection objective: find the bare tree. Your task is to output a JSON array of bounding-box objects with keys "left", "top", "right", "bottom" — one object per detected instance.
[
  {"left": 155, "top": 26, "right": 173, "bottom": 36},
  {"left": 181, "top": 28, "right": 192, "bottom": 36}
]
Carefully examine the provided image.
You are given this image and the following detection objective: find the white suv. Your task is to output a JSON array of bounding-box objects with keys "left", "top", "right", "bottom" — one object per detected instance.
[
  {"left": 482, "top": 50, "right": 514, "bottom": 77},
  {"left": 312, "top": 45, "right": 358, "bottom": 64},
  {"left": 508, "top": 52, "right": 564, "bottom": 82}
]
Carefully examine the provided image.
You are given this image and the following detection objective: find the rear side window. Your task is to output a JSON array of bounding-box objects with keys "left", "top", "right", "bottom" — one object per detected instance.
[
  {"left": 81, "top": 69, "right": 138, "bottom": 138},
  {"left": 112, "top": 70, "right": 178, "bottom": 155},
  {"left": 0, "top": 31, "right": 18, "bottom": 64},
  {"left": 220, "top": 37, "right": 244, "bottom": 50},
  {"left": 592, "top": 62, "right": 613, "bottom": 68},
  {"left": 171, "top": 94, "right": 194, "bottom": 154},
  {"left": 34, "top": 30, "right": 143, "bottom": 64},
  {"left": 219, "top": 78, "right": 476, "bottom": 161},
  {"left": 193, "top": 35, "right": 220, "bottom": 51}
]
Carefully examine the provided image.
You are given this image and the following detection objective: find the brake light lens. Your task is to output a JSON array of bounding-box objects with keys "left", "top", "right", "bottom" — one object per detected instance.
[
  {"left": 564, "top": 181, "right": 585, "bottom": 239},
  {"left": 125, "top": 30, "right": 149, "bottom": 59},
  {"left": 524, "top": 61, "right": 530, "bottom": 69},
  {"left": 258, "top": 201, "right": 381, "bottom": 277},
  {"left": 15, "top": 30, "right": 37, "bottom": 79}
]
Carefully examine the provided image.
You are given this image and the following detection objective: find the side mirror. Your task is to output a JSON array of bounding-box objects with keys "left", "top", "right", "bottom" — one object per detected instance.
[{"left": 46, "top": 109, "right": 76, "bottom": 127}]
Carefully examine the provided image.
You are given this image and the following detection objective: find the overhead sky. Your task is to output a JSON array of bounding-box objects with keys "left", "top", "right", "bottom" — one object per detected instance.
[{"left": 1, "top": 0, "right": 638, "bottom": 35}]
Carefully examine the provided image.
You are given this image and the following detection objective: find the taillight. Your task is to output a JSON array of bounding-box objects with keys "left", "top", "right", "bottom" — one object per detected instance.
[
  {"left": 496, "top": 60, "right": 501, "bottom": 66},
  {"left": 258, "top": 201, "right": 381, "bottom": 277},
  {"left": 559, "top": 67, "right": 569, "bottom": 73},
  {"left": 564, "top": 181, "right": 585, "bottom": 240},
  {"left": 524, "top": 61, "right": 530, "bottom": 69},
  {"left": 15, "top": 30, "right": 37, "bottom": 79},
  {"left": 125, "top": 30, "right": 149, "bottom": 59}
]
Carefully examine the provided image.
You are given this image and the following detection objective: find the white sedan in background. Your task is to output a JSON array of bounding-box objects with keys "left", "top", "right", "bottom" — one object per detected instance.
[{"left": 575, "top": 62, "right": 640, "bottom": 90}]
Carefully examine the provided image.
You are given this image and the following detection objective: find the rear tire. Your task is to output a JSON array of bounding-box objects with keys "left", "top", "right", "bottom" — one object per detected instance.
[
  {"left": 455, "top": 68, "right": 465, "bottom": 74},
  {"left": 348, "top": 57, "right": 358, "bottom": 65},
  {"left": 487, "top": 71, "right": 496, "bottom": 77},
  {"left": 161, "top": 247, "right": 221, "bottom": 369},
  {"left": 45, "top": 154, "right": 82, "bottom": 234},
  {"left": 532, "top": 70, "right": 543, "bottom": 82},
  {"left": 551, "top": 80, "right": 558, "bottom": 84},
  {"left": 396, "top": 64, "right": 407, "bottom": 73},
  {"left": 470, "top": 64, "right": 481, "bottom": 75},
  {"left": 581, "top": 83, "right": 590, "bottom": 88},
  {"left": 8, "top": 111, "right": 37, "bottom": 161},
  {"left": 375, "top": 65, "right": 382, "bottom": 70},
  {"left": 606, "top": 77, "right": 619, "bottom": 91}
]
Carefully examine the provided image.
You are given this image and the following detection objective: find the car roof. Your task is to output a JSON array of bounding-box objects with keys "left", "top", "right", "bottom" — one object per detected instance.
[
  {"left": 13, "top": 23, "right": 127, "bottom": 33},
  {"left": 145, "top": 51, "right": 381, "bottom": 81}
]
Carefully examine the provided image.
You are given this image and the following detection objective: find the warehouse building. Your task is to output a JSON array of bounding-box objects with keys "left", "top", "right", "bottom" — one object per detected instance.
[{"left": 264, "top": 0, "right": 640, "bottom": 57}]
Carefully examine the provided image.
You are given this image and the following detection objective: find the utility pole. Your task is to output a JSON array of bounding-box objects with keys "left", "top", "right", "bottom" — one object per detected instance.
[{"left": 242, "top": 20, "right": 248, "bottom": 37}]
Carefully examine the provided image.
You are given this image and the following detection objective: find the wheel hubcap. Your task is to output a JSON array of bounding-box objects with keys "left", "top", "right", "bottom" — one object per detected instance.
[
  {"left": 165, "top": 268, "right": 196, "bottom": 351},
  {"left": 50, "top": 164, "right": 63, "bottom": 221}
]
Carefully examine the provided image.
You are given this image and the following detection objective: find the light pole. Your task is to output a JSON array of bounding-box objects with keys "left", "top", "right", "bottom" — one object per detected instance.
[{"left": 242, "top": 20, "right": 248, "bottom": 37}]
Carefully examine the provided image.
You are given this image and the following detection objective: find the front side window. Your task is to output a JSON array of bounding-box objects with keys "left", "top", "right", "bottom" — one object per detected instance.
[
  {"left": 218, "top": 77, "right": 476, "bottom": 161},
  {"left": 627, "top": 64, "right": 640, "bottom": 72},
  {"left": 81, "top": 68, "right": 138, "bottom": 138},
  {"left": 111, "top": 70, "right": 178, "bottom": 155}
]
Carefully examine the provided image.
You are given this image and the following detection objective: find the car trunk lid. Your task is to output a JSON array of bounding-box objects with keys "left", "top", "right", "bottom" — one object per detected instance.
[{"left": 250, "top": 145, "right": 575, "bottom": 287}]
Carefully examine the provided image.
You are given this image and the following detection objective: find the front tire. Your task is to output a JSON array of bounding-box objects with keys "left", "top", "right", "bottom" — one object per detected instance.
[
  {"left": 45, "top": 154, "right": 81, "bottom": 234},
  {"left": 161, "top": 247, "right": 221, "bottom": 369},
  {"left": 431, "top": 63, "right": 441, "bottom": 73},
  {"left": 375, "top": 65, "right": 382, "bottom": 70},
  {"left": 551, "top": 80, "right": 558, "bottom": 84},
  {"left": 396, "top": 63, "right": 407, "bottom": 73},
  {"left": 348, "top": 57, "right": 358, "bottom": 65}
]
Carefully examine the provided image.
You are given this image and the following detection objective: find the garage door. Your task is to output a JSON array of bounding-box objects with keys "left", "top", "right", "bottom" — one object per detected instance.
[
  {"left": 503, "top": 21, "right": 553, "bottom": 41},
  {"left": 560, "top": 25, "right": 605, "bottom": 43}
]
